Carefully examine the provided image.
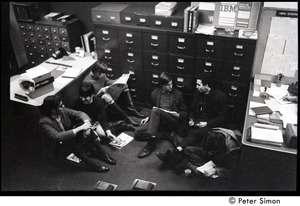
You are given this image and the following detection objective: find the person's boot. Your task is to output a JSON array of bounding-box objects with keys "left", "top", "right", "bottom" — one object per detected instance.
[
  {"left": 108, "top": 102, "right": 139, "bottom": 126},
  {"left": 138, "top": 136, "right": 156, "bottom": 158},
  {"left": 122, "top": 91, "right": 146, "bottom": 118}
]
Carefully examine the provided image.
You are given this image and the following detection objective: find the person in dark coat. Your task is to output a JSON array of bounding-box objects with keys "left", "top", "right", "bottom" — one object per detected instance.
[{"left": 135, "top": 72, "right": 188, "bottom": 158}]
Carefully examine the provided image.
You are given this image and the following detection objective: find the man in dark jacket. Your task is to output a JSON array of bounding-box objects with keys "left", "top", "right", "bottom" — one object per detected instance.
[
  {"left": 156, "top": 77, "right": 228, "bottom": 161},
  {"left": 135, "top": 72, "right": 188, "bottom": 158}
]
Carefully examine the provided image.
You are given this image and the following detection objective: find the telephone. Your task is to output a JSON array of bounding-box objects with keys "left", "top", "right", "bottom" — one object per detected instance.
[{"left": 52, "top": 47, "right": 68, "bottom": 59}]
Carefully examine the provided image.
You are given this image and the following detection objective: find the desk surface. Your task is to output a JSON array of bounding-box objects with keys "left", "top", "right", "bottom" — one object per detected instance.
[
  {"left": 242, "top": 82, "right": 297, "bottom": 155},
  {"left": 10, "top": 53, "right": 97, "bottom": 106}
]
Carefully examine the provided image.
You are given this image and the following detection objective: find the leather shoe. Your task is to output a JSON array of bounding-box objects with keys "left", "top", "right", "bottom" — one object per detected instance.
[
  {"left": 127, "top": 107, "right": 146, "bottom": 118},
  {"left": 87, "top": 162, "right": 109, "bottom": 173},
  {"left": 138, "top": 146, "right": 155, "bottom": 158},
  {"left": 98, "top": 153, "right": 116, "bottom": 165},
  {"left": 156, "top": 150, "right": 182, "bottom": 168}
]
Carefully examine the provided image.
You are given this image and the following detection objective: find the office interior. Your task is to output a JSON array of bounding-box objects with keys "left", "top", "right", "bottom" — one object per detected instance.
[{"left": 2, "top": 2, "right": 298, "bottom": 193}]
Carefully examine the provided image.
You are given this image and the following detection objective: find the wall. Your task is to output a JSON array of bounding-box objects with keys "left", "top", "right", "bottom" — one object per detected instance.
[{"left": 252, "top": 4, "right": 298, "bottom": 84}]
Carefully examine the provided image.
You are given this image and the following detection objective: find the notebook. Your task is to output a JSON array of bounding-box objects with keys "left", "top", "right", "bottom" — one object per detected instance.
[{"left": 251, "top": 106, "right": 273, "bottom": 115}]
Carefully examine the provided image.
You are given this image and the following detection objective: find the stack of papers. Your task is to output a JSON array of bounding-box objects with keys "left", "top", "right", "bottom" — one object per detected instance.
[
  {"left": 155, "top": 2, "right": 177, "bottom": 16},
  {"left": 196, "top": 160, "right": 219, "bottom": 178},
  {"left": 195, "top": 24, "right": 215, "bottom": 35},
  {"left": 109, "top": 133, "right": 133, "bottom": 149},
  {"left": 250, "top": 124, "right": 283, "bottom": 147}
]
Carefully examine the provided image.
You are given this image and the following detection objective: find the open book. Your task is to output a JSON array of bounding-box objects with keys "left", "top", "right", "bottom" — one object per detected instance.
[
  {"left": 109, "top": 132, "right": 133, "bottom": 149},
  {"left": 196, "top": 160, "right": 219, "bottom": 178}
]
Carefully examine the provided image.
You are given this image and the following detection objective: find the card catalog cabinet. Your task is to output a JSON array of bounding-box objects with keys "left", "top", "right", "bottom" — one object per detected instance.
[
  {"left": 17, "top": 19, "right": 82, "bottom": 67},
  {"left": 93, "top": 12, "right": 256, "bottom": 127}
]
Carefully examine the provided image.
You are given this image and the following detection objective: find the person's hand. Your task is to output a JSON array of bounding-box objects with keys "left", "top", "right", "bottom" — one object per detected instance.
[
  {"left": 283, "top": 93, "right": 298, "bottom": 102},
  {"left": 106, "top": 130, "right": 117, "bottom": 141},
  {"left": 189, "top": 119, "right": 195, "bottom": 126},
  {"left": 83, "top": 129, "right": 91, "bottom": 138},
  {"left": 204, "top": 168, "right": 217, "bottom": 177},
  {"left": 170, "top": 112, "right": 180, "bottom": 118},
  {"left": 195, "top": 122, "right": 207, "bottom": 128},
  {"left": 140, "top": 117, "right": 149, "bottom": 125},
  {"left": 80, "top": 121, "right": 92, "bottom": 131},
  {"left": 97, "top": 86, "right": 109, "bottom": 95}
]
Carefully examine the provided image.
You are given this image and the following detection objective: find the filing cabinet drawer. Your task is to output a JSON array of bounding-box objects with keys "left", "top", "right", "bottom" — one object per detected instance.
[
  {"left": 220, "top": 81, "right": 249, "bottom": 104},
  {"left": 30, "top": 38, "right": 37, "bottom": 44},
  {"left": 58, "top": 28, "right": 68, "bottom": 37},
  {"left": 19, "top": 23, "right": 27, "bottom": 30},
  {"left": 105, "top": 65, "right": 122, "bottom": 80},
  {"left": 143, "top": 71, "right": 161, "bottom": 89},
  {"left": 150, "top": 15, "right": 167, "bottom": 29},
  {"left": 168, "top": 34, "right": 195, "bottom": 56},
  {"left": 44, "top": 33, "right": 52, "bottom": 40},
  {"left": 28, "top": 31, "right": 35, "bottom": 38},
  {"left": 26, "top": 24, "right": 34, "bottom": 31},
  {"left": 59, "top": 35, "right": 69, "bottom": 42},
  {"left": 143, "top": 52, "right": 167, "bottom": 72},
  {"left": 35, "top": 32, "right": 43, "bottom": 39},
  {"left": 171, "top": 74, "right": 194, "bottom": 94},
  {"left": 52, "top": 34, "right": 59, "bottom": 41},
  {"left": 94, "top": 27, "right": 119, "bottom": 49},
  {"left": 22, "top": 37, "right": 29, "bottom": 44},
  {"left": 224, "top": 40, "right": 256, "bottom": 64},
  {"left": 118, "top": 30, "right": 142, "bottom": 51},
  {"left": 45, "top": 40, "right": 54, "bottom": 47},
  {"left": 38, "top": 45, "right": 46, "bottom": 53},
  {"left": 196, "top": 37, "right": 224, "bottom": 60},
  {"left": 91, "top": 3, "right": 129, "bottom": 24},
  {"left": 128, "top": 69, "right": 145, "bottom": 88},
  {"left": 120, "top": 51, "right": 143, "bottom": 72},
  {"left": 38, "top": 39, "right": 45, "bottom": 45},
  {"left": 169, "top": 54, "right": 194, "bottom": 76},
  {"left": 143, "top": 32, "right": 168, "bottom": 53},
  {"left": 53, "top": 40, "right": 61, "bottom": 48},
  {"left": 195, "top": 58, "right": 222, "bottom": 79},
  {"left": 46, "top": 46, "right": 55, "bottom": 53},
  {"left": 135, "top": 7, "right": 154, "bottom": 26},
  {"left": 50, "top": 27, "right": 59, "bottom": 34},
  {"left": 223, "top": 62, "right": 252, "bottom": 83},
  {"left": 97, "top": 48, "right": 120, "bottom": 66},
  {"left": 61, "top": 42, "right": 70, "bottom": 51},
  {"left": 42, "top": 25, "right": 50, "bottom": 33},
  {"left": 20, "top": 31, "right": 27, "bottom": 37},
  {"left": 38, "top": 52, "right": 48, "bottom": 61},
  {"left": 165, "top": 10, "right": 184, "bottom": 31},
  {"left": 34, "top": 25, "right": 42, "bottom": 32},
  {"left": 129, "top": 87, "right": 145, "bottom": 104},
  {"left": 91, "top": 9, "right": 106, "bottom": 23},
  {"left": 120, "top": 5, "right": 148, "bottom": 26}
]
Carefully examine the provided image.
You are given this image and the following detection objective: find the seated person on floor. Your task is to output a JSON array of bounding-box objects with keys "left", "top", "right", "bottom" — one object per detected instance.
[
  {"left": 156, "top": 77, "right": 228, "bottom": 160},
  {"left": 284, "top": 81, "right": 298, "bottom": 103},
  {"left": 39, "top": 95, "right": 116, "bottom": 173},
  {"left": 82, "top": 61, "right": 145, "bottom": 126},
  {"left": 157, "top": 128, "right": 241, "bottom": 182},
  {"left": 135, "top": 72, "right": 188, "bottom": 158},
  {"left": 73, "top": 82, "right": 135, "bottom": 140}
]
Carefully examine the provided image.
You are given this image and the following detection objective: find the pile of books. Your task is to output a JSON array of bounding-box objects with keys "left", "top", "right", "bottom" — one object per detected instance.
[
  {"left": 80, "top": 31, "right": 96, "bottom": 53},
  {"left": 155, "top": 2, "right": 177, "bottom": 16},
  {"left": 183, "top": 6, "right": 199, "bottom": 33}
]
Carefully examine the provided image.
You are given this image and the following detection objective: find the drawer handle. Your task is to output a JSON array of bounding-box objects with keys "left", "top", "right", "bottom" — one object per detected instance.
[
  {"left": 104, "top": 56, "right": 112, "bottom": 59},
  {"left": 205, "top": 49, "right": 214, "bottom": 53},
  {"left": 204, "top": 69, "right": 213, "bottom": 73},
  {"left": 151, "top": 43, "right": 159, "bottom": 47},
  {"left": 151, "top": 62, "right": 159, "bottom": 66},
  {"left": 232, "top": 73, "right": 241, "bottom": 77},
  {"left": 152, "top": 80, "right": 159, "bottom": 84},
  {"left": 177, "top": 66, "right": 185, "bottom": 70},
  {"left": 103, "top": 37, "right": 110, "bottom": 41},
  {"left": 176, "top": 84, "right": 184, "bottom": 88},
  {"left": 229, "top": 93, "right": 238, "bottom": 97},
  {"left": 177, "top": 46, "right": 185, "bottom": 50},
  {"left": 234, "top": 52, "right": 243, "bottom": 56},
  {"left": 126, "top": 40, "right": 133, "bottom": 44},
  {"left": 127, "top": 59, "right": 135, "bottom": 63}
]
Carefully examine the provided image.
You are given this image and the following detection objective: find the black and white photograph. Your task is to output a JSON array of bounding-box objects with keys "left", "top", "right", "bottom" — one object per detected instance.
[{"left": 1, "top": 1, "right": 298, "bottom": 202}]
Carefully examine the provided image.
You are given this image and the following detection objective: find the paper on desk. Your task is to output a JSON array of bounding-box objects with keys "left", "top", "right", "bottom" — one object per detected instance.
[
  {"left": 264, "top": 98, "right": 280, "bottom": 112},
  {"left": 249, "top": 101, "right": 267, "bottom": 116},
  {"left": 25, "top": 65, "right": 50, "bottom": 78},
  {"left": 266, "top": 83, "right": 289, "bottom": 104},
  {"left": 279, "top": 103, "right": 298, "bottom": 128},
  {"left": 61, "top": 67, "right": 82, "bottom": 78}
]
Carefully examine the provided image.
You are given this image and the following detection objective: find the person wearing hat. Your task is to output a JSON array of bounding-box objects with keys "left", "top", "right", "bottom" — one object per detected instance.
[{"left": 135, "top": 72, "right": 188, "bottom": 158}]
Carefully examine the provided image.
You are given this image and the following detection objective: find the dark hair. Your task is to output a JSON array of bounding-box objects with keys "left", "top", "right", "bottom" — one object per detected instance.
[
  {"left": 91, "top": 61, "right": 107, "bottom": 74},
  {"left": 40, "top": 95, "right": 62, "bottom": 116},
  {"left": 159, "top": 72, "right": 173, "bottom": 86},
  {"left": 79, "top": 82, "right": 95, "bottom": 97},
  {"left": 198, "top": 76, "right": 216, "bottom": 88},
  {"left": 203, "top": 131, "right": 226, "bottom": 154}
]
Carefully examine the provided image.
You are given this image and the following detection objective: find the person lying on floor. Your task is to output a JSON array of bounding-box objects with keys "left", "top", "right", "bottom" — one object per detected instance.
[
  {"left": 156, "top": 127, "right": 241, "bottom": 182},
  {"left": 73, "top": 82, "right": 135, "bottom": 141},
  {"left": 82, "top": 61, "right": 145, "bottom": 126},
  {"left": 39, "top": 94, "right": 116, "bottom": 173},
  {"left": 156, "top": 77, "right": 228, "bottom": 159},
  {"left": 134, "top": 72, "right": 188, "bottom": 158}
]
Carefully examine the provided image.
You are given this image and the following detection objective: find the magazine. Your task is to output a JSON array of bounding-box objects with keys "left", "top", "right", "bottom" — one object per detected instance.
[
  {"left": 109, "top": 132, "right": 133, "bottom": 149},
  {"left": 66, "top": 153, "right": 81, "bottom": 163}
]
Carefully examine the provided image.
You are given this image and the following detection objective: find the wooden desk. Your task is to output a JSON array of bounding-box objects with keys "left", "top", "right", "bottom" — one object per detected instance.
[
  {"left": 10, "top": 53, "right": 97, "bottom": 107},
  {"left": 239, "top": 82, "right": 297, "bottom": 191}
]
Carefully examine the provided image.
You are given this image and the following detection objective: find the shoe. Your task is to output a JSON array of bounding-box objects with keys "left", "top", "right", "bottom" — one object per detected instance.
[
  {"left": 98, "top": 153, "right": 116, "bottom": 165},
  {"left": 120, "top": 122, "right": 136, "bottom": 132},
  {"left": 87, "top": 162, "right": 109, "bottom": 173},
  {"left": 138, "top": 145, "right": 155, "bottom": 158},
  {"left": 156, "top": 150, "right": 181, "bottom": 168},
  {"left": 127, "top": 107, "right": 146, "bottom": 118}
]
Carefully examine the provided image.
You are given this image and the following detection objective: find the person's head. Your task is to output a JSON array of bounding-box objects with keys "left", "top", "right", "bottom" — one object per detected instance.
[
  {"left": 79, "top": 82, "right": 94, "bottom": 104},
  {"left": 159, "top": 72, "right": 173, "bottom": 93},
  {"left": 40, "top": 95, "right": 64, "bottom": 116},
  {"left": 90, "top": 61, "right": 108, "bottom": 79},
  {"left": 196, "top": 77, "right": 213, "bottom": 94},
  {"left": 203, "top": 131, "right": 226, "bottom": 155}
]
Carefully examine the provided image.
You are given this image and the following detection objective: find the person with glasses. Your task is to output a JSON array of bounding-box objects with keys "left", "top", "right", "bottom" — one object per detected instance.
[
  {"left": 135, "top": 72, "right": 188, "bottom": 158},
  {"left": 39, "top": 94, "right": 115, "bottom": 173}
]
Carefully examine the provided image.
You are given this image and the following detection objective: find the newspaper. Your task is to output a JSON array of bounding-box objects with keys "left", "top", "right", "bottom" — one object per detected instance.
[
  {"left": 106, "top": 73, "right": 131, "bottom": 100},
  {"left": 152, "top": 106, "right": 178, "bottom": 115},
  {"left": 109, "top": 132, "right": 133, "bottom": 149}
]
